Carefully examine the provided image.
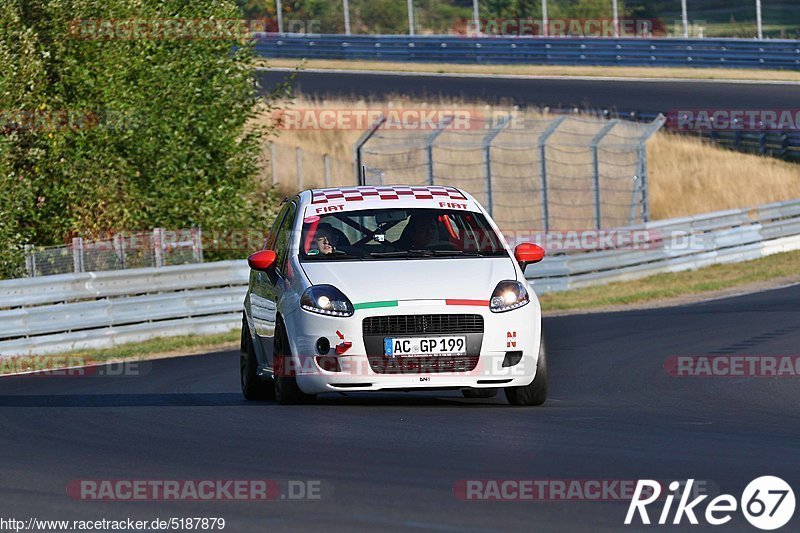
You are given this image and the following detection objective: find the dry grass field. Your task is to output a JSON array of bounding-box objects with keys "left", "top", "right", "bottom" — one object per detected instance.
[{"left": 255, "top": 96, "right": 800, "bottom": 221}]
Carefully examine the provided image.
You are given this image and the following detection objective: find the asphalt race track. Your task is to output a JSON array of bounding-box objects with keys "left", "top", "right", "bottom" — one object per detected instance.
[
  {"left": 2, "top": 285, "right": 799, "bottom": 531},
  {"left": 255, "top": 69, "right": 800, "bottom": 113}
]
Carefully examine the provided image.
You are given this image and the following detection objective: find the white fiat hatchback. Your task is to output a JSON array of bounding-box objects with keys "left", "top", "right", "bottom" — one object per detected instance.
[{"left": 241, "top": 185, "right": 547, "bottom": 405}]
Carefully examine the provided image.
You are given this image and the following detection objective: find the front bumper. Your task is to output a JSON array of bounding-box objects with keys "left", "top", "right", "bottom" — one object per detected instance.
[{"left": 282, "top": 299, "right": 542, "bottom": 395}]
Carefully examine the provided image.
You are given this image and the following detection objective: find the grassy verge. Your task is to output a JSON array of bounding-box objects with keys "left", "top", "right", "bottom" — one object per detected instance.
[
  {"left": 0, "top": 330, "right": 239, "bottom": 376},
  {"left": 261, "top": 58, "right": 800, "bottom": 83},
  {"left": 538, "top": 249, "right": 800, "bottom": 312}
]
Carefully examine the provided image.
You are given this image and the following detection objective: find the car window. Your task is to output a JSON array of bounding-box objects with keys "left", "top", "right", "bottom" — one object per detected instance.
[
  {"left": 274, "top": 201, "right": 297, "bottom": 274},
  {"left": 265, "top": 201, "right": 291, "bottom": 250}
]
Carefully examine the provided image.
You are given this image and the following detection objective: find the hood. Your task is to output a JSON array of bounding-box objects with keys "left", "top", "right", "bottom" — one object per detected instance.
[{"left": 300, "top": 257, "right": 517, "bottom": 303}]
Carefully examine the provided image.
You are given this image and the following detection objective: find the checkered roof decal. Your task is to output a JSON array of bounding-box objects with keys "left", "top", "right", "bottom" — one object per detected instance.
[{"left": 311, "top": 186, "right": 467, "bottom": 204}]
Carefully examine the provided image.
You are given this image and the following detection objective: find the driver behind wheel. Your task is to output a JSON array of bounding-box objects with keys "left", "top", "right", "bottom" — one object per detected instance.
[{"left": 309, "top": 224, "right": 338, "bottom": 255}]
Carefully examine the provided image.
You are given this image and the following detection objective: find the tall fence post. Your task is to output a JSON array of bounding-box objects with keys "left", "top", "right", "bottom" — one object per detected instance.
[
  {"left": 590, "top": 119, "right": 619, "bottom": 230},
  {"left": 537, "top": 115, "right": 567, "bottom": 231},
  {"left": 481, "top": 115, "right": 510, "bottom": 216},
  {"left": 113, "top": 233, "right": 126, "bottom": 269},
  {"left": 192, "top": 226, "right": 203, "bottom": 263},
  {"left": 24, "top": 244, "right": 34, "bottom": 277},
  {"left": 72, "top": 237, "right": 85, "bottom": 273},
  {"left": 353, "top": 115, "right": 386, "bottom": 185},
  {"left": 425, "top": 115, "right": 454, "bottom": 186},
  {"left": 153, "top": 228, "right": 164, "bottom": 268},
  {"left": 756, "top": 0, "right": 763, "bottom": 40},
  {"left": 270, "top": 143, "right": 277, "bottom": 187},
  {"left": 296, "top": 146, "right": 303, "bottom": 190},
  {"left": 323, "top": 153, "right": 331, "bottom": 187},
  {"left": 343, "top": 0, "right": 351, "bottom": 35},
  {"left": 634, "top": 114, "right": 666, "bottom": 223}
]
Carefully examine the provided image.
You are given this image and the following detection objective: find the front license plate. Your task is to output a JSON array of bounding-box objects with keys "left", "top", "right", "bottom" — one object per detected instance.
[{"left": 384, "top": 336, "right": 467, "bottom": 357}]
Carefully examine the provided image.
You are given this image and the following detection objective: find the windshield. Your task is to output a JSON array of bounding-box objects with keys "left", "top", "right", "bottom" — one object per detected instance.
[{"left": 299, "top": 208, "right": 508, "bottom": 261}]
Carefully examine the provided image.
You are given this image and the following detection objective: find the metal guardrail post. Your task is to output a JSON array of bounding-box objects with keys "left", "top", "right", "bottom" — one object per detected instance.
[
  {"left": 276, "top": 0, "right": 284, "bottom": 35},
  {"left": 590, "top": 119, "right": 619, "bottom": 230},
  {"left": 270, "top": 143, "right": 277, "bottom": 187},
  {"left": 481, "top": 115, "right": 510, "bottom": 216},
  {"left": 353, "top": 115, "right": 386, "bottom": 185},
  {"left": 296, "top": 146, "right": 303, "bottom": 190},
  {"left": 537, "top": 116, "right": 567, "bottom": 231},
  {"left": 72, "top": 237, "right": 85, "bottom": 274},
  {"left": 192, "top": 227, "right": 203, "bottom": 263},
  {"left": 425, "top": 115, "right": 454, "bottom": 186},
  {"left": 153, "top": 228, "right": 164, "bottom": 268},
  {"left": 24, "top": 245, "right": 34, "bottom": 278},
  {"left": 628, "top": 176, "right": 641, "bottom": 226},
  {"left": 113, "top": 233, "right": 126, "bottom": 269},
  {"left": 636, "top": 114, "right": 666, "bottom": 223}
]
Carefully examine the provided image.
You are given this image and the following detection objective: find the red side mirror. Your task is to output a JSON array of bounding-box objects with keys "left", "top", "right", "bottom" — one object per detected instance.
[
  {"left": 248, "top": 250, "right": 277, "bottom": 272},
  {"left": 514, "top": 243, "right": 545, "bottom": 268}
]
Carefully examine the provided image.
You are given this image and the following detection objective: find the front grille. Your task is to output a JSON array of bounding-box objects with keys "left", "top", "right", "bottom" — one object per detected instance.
[
  {"left": 362, "top": 314, "right": 484, "bottom": 336},
  {"left": 367, "top": 355, "right": 480, "bottom": 374}
]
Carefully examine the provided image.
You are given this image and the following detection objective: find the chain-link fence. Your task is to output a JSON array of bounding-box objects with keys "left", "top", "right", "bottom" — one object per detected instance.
[
  {"left": 250, "top": 0, "right": 797, "bottom": 40},
  {"left": 264, "top": 142, "right": 354, "bottom": 192},
  {"left": 24, "top": 228, "right": 203, "bottom": 278},
  {"left": 355, "top": 113, "right": 664, "bottom": 231}
]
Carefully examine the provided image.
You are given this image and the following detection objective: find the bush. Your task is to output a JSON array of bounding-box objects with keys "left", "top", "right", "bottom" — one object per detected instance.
[{"left": 0, "top": 0, "right": 282, "bottom": 278}]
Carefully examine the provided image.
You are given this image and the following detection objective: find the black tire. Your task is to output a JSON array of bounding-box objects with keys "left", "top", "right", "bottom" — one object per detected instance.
[
  {"left": 273, "top": 318, "right": 316, "bottom": 405},
  {"left": 461, "top": 388, "right": 498, "bottom": 399},
  {"left": 505, "top": 334, "right": 548, "bottom": 406},
  {"left": 241, "top": 316, "right": 275, "bottom": 401}
]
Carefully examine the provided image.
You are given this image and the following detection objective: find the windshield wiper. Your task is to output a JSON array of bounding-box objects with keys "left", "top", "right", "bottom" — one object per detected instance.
[
  {"left": 431, "top": 250, "right": 475, "bottom": 256},
  {"left": 305, "top": 251, "right": 363, "bottom": 260},
  {"left": 368, "top": 250, "right": 432, "bottom": 258}
]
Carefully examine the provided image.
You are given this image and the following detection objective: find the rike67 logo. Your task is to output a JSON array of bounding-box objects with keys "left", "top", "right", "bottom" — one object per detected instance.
[{"left": 626, "top": 477, "right": 795, "bottom": 530}]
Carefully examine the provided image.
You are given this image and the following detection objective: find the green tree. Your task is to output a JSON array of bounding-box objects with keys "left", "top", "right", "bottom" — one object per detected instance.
[
  {"left": 0, "top": 0, "right": 282, "bottom": 278},
  {"left": 480, "top": 0, "right": 541, "bottom": 19}
]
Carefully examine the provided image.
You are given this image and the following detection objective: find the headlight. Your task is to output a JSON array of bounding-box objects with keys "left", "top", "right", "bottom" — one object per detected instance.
[
  {"left": 490, "top": 280, "right": 529, "bottom": 313},
  {"left": 301, "top": 285, "right": 354, "bottom": 317}
]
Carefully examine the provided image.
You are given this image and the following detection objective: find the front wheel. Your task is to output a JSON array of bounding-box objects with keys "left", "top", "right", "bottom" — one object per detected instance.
[
  {"left": 505, "top": 334, "right": 548, "bottom": 406},
  {"left": 273, "top": 319, "right": 316, "bottom": 405},
  {"left": 241, "top": 315, "right": 275, "bottom": 401}
]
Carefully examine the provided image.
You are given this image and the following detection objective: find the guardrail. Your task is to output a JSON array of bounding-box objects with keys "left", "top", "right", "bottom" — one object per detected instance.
[
  {"left": 526, "top": 198, "right": 800, "bottom": 292},
  {"left": 254, "top": 34, "right": 800, "bottom": 70},
  {"left": 0, "top": 261, "right": 249, "bottom": 356},
  {"left": 2, "top": 198, "right": 799, "bottom": 356}
]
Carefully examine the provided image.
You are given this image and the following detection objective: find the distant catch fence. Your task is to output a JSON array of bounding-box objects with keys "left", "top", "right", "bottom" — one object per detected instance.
[
  {"left": 355, "top": 113, "right": 665, "bottom": 230},
  {"left": 23, "top": 228, "right": 203, "bottom": 278}
]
